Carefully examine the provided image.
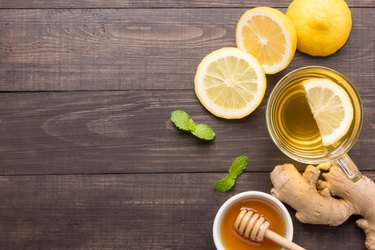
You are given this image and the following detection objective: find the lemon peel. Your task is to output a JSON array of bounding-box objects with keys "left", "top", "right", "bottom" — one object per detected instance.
[{"left": 286, "top": 0, "right": 352, "bottom": 56}]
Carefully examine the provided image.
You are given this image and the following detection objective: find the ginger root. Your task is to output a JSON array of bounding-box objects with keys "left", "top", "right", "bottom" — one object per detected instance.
[{"left": 270, "top": 163, "right": 375, "bottom": 250}]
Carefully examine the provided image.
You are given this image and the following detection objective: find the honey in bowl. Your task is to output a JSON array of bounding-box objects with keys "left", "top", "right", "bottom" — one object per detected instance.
[{"left": 220, "top": 198, "right": 286, "bottom": 250}]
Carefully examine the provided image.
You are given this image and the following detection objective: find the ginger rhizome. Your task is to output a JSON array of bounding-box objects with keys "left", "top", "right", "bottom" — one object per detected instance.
[{"left": 270, "top": 163, "right": 375, "bottom": 250}]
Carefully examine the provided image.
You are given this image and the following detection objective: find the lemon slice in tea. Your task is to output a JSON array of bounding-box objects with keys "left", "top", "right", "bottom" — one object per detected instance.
[{"left": 303, "top": 78, "right": 354, "bottom": 146}]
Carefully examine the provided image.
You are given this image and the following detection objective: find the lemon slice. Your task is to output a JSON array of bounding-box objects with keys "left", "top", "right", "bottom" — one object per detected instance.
[
  {"left": 194, "top": 47, "right": 266, "bottom": 119},
  {"left": 236, "top": 7, "right": 297, "bottom": 74},
  {"left": 303, "top": 78, "right": 353, "bottom": 146}
]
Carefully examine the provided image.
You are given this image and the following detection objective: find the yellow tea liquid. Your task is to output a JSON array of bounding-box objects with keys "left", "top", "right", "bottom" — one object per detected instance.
[{"left": 273, "top": 82, "right": 325, "bottom": 156}]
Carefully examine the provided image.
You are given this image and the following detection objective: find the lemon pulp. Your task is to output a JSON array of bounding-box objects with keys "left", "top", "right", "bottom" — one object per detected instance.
[
  {"left": 303, "top": 78, "right": 354, "bottom": 145},
  {"left": 236, "top": 7, "right": 297, "bottom": 74},
  {"left": 195, "top": 47, "right": 266, "bottom": 119}
]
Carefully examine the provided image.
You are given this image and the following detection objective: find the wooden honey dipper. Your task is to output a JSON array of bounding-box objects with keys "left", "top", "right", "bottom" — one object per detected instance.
[{"left": 234, "top": 207, "right": 306, "bottom": 250}]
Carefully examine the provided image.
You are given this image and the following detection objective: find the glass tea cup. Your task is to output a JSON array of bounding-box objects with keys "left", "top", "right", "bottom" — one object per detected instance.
[{"left": 266, "top": 66, "right": 363, "bottom": 181}]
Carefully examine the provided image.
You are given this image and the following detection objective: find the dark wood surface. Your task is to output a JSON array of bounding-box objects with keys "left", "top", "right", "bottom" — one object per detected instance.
[
  {"left": 0, "top": 8, "right": 374, "bottom": 91},
  {"left": 0, "top": 0, "right": 373, "bottom": 8},
  {"left": 0, "top": 1, "right": 374, "bottom": 250}
]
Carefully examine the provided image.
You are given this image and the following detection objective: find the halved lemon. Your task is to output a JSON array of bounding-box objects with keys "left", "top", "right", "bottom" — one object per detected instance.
[
  {"left": 303, "top": 78, "right": 354, "bottom": 146},
  {"left": 236, "top": 7, "right": 297, "bottom": 74},
  {"left": 194, "top": 47, "right": 266, "bottom": 119}
]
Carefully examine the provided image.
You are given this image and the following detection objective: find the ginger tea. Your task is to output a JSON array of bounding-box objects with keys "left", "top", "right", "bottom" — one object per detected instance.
[
  {"left": 272, "top": 81, "right": 325, "bottom": 157},
  {"left": 266, "top": 66, "right": 362, "bottom": 164}
]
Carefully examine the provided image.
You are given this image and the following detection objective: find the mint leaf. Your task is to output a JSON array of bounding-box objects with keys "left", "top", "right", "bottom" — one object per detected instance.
[
  {"left": 191, "top": 124, "right": 215, "bottom": 140},
  {"left": 171, "top": 110, "right": 194, "bottom": 131},
  {"left": 229, "top": 155, "right": 248, "bottom": 179},
  {"left": 170, "top": 110, "right": 215, "bottom": 141},
  {"left": 213, "top": 155, "right": 249, "bottom": 192},
  {"left": 187, "top": 118, "right": 196, "bottom": 131},
  {"left": 214, "top": 175, "right": 235, "bottom": 192}
]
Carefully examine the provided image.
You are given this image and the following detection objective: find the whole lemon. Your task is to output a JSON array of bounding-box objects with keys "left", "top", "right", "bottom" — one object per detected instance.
[{"left": 286, "top": 0, "right": 352, "bottom": 56}]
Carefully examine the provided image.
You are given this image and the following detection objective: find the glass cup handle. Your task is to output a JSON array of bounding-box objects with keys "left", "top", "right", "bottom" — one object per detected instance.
[{"left": 335, "top": 154, "right": 361, "bottom": 182}]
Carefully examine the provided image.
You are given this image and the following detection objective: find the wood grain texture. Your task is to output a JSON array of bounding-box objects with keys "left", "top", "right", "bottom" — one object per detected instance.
[
  {"left": 0, "top": 8, "right": 374, "bottom": 90},
  {"left": 0, "top": 0, "right": 374, "bottom": 249},
  {"left": 0, "top": 0, "right": 373, "bottom": 8},
  {"left": 0, "top": 90, "right": 373, "bottom": 175},
  {"left": 0, "top": 172, "right": 370, "bottom": 249}
]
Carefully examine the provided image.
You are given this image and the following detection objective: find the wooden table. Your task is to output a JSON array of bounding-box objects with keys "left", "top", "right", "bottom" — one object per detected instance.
[{"left": 0, "top": 1, "right": 374, "bottom": 249}]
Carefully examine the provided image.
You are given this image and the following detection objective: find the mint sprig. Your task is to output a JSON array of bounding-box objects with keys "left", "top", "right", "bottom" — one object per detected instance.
[
  {"left": 214, "top": 155, "right": 249, "bottom": 192},
  {"left": 170, "top": 110, "right": 215, "bottom": 141}
]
